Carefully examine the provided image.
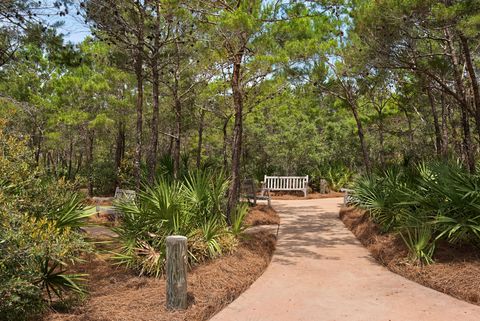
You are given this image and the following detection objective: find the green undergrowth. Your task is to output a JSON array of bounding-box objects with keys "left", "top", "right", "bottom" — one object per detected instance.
[{"left": 351, "top": 161, "right": 480, "bottom": 265}]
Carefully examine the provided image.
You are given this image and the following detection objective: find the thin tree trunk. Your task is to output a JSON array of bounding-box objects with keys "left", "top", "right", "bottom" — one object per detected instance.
[
  {"left": 147, "top": 3, "right": 161, "bottom": 183},
  {"left": 377, "top": 109, "right": 385, "bottom": 167},
  {"left": 403, "top": 108, "right": 414, "bottom": 146},
  {"left": 222, "top": 117, "right": 229, "bottom": 169},
  {"left": 349, "top": 100, "right": 371, "bottom": 174},
  {"left": 115, "top": 121, "right": 125, "bottom": 186},
  {"left": 134, "top": 8, "right": 145, "bottom": 190},
  {"left": 172, "top": 41, "right": 182, "bottom": 179},
  {"left": 74, "top": 153, "right": 82, "bottom": 179},
  {"left": 86, "top": 130, "right": 95, "bottom": 197},
  {"left": 426, "top": 86, "right": 443, "bottom": 156},
  {"left": 460, "top": 35, "right": 480, "bottom": 139},
  {"left": 48, "top": 152, "right": 57, "bottom": 177},
  {"left": 445, "top": 27, "right": 475, "bottom": 172},
  {"left": 196, "top": 108, "right": 205, "bottom": 169},
  {"left": 35, "top": 131, "right": 42, "bottom": 165},
  {"left": 173, "top": 97, "right": 181, "bottom": 179},
  {"left": 440, "top": 92, "right": 449, "bottom": 157},
  {"left": 67, "top": 138, "right": 73, "bottom": 179}
]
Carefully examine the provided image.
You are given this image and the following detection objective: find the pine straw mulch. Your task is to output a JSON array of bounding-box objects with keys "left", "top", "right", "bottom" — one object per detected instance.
[
  {"left": 244, "top": 204, "right": 280, "bottom": 226},
  {"left": 46, "top": 230, "right": 276, "bottom": 321},
  {"left": 340, "top": 206, "right": 480, "bottom": 305}
]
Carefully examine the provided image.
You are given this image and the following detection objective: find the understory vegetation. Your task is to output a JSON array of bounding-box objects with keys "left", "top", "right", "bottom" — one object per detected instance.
[
  {"left": 113, "top": 171, "right": 247, "bottom": 277},
  {"left": 0, "top": 125, "right": 93, "bottom": 321},
  {"left": 3, "top": 0, "right": 480, "bottom": 318},
  {"left": 352, "top": 162, "right": 480, "bottom": 265}
]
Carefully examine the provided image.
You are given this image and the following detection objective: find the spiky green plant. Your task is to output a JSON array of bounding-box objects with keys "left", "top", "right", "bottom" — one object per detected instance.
[
  {"left": 352, "top": 161, "right": 480, "bottom": 264},
  {"left": 399, "top": 224, "right": 435, "bottom": 265},
  {"left": 36, "top": 258, "right": 87, "bottom": 301},
  {"left": 113, "top": 170, "right": 242, "bottom": 276},
  {"left": 230, "top": 203, "right": 249, "bottom": 237}
]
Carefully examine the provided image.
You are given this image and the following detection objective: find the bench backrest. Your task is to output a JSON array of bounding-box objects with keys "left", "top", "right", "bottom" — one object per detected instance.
[
  {"left": 114, "top": 187, "right": 136, "bottom": 201},
  {"left": 263, "top": 176, "right": 308, "bottom": 191}
]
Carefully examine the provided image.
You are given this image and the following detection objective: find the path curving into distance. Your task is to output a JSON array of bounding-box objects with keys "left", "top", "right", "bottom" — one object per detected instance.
[{"left": 211, "top": 198, "right": 480, "bottom": 321}]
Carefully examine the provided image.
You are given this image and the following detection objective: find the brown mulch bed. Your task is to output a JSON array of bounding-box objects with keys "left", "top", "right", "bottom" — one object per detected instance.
[
  {"left": 340, "top": 206, "right": 480, "bottom": 305},
  {"left": 244, "top": 204, "right": 280, "bottom": 226},
  {"left": 45, "top": 231, "right": 276, "bottom": 321},
  {"left": 270, "top": 191, "right": 344, "bottom": 200}
]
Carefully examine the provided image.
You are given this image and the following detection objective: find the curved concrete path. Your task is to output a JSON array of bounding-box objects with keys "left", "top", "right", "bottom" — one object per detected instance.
[{"left": 212, "top": 198, "right": 480, "bottom": 321}]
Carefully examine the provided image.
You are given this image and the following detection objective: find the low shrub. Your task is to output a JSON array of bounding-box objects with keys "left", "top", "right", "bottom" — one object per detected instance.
[
  {"left": 311, "top": 163, "right": 354, "bottom": 192},
  {"left": 113, "top": 170, "right": 246, "bottom": 277},
  {"left": 0, "top": 126, "right": 92, "bottom": 320},
  {"left": 351, "top": 161, "right": 480, "bottom": 265}
]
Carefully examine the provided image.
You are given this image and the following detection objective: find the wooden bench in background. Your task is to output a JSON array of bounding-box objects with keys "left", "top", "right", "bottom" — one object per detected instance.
[
  {"left": 94, "top": 187, "right": 136, "bottom": 219},
  {"left": 262, "top": 175, "right": 309, "bottom": 198},
  {"left": 241, "top": 179, "right": 271, "bottom": 207}
]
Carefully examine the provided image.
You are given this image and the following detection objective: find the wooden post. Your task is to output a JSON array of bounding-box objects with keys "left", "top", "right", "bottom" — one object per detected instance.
[
  {"left": 320, "top": 179, "right": 327, "bottom": 194},
  {"left": 166, "top": 235, "right": 188, "bottom": 310}
]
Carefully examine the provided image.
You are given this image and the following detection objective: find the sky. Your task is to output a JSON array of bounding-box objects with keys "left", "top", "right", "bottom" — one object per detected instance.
[{"left": 46, "top": 7, "right": 91, "bottom": 44}]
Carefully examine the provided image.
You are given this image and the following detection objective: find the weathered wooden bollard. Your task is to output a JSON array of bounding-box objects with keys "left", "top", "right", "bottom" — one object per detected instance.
[
  {"left": 320, "top": 178, "right": 328, "bottom": 194},
  {"left": 166, "top": 235, "right": 188, "bottom": 310}
]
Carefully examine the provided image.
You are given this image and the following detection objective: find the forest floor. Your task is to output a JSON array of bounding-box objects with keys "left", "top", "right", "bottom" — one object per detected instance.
[
  {"left": 45, "top": 205, "right": 278, "bottom": 321},
  {"left": 340, "top": 206, "right": 480, "bottom": 306}
]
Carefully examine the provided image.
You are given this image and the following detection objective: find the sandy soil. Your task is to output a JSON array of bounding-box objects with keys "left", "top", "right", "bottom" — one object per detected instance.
[{"left": 340, "top": 206, "right": 480, "bottom": 305}]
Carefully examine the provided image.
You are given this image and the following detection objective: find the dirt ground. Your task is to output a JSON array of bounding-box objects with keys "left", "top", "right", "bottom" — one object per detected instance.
[
  {"left": 244, "top": 204, "right": 280, "bottom": 226},
  {"left": 340, "top": 206, "right": 480, "bottom": 305},
  {"left": 45, "top": 229, "right": 276, "bottom": 321}
]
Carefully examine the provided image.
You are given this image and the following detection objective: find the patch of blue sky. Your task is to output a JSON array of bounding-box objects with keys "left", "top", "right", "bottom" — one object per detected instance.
[{"left": 47, "top": 13, "right": 90, "bottom": 44}]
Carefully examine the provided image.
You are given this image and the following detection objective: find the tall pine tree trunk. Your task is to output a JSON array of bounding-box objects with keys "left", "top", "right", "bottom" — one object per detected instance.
[
  {"left": 460, "top": 35, "right": 480, "bottom": 130},
  {"left": 226, "top": 53, "right": 244, "bottom": 223},
  {"left": 173, "top": 97, "right": 181, "bottom": 179},
  {"left": 148, "top": 61, "right": 160, "bottom": 182},
  {"left": 134, "top": 7, "right": 145, "bottom": 189},
  {"left": 445, "top": 27, "right": 475, "bottom": 172},
  {"left": 349, "top": 99, "right": 371, "bottom": 174},
  {"left": 147, "top": 3, "right": 161, "bottom": 183}
]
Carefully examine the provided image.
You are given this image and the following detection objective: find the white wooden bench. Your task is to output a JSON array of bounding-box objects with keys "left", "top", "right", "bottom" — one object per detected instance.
[
  {"left": 95, "top": 187, "right": 136, "bottom": 218},
  {"left": 261, "top": 175, "right": 309, "bottom": 198}
]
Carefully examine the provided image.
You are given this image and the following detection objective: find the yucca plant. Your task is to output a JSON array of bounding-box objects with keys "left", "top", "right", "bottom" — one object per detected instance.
[
  {"left": 51, "top": 193, "right": 95, "bottom": 230},
  {"left": 230, "top": 203, "right": 249, "bottom": 237},
  {"left": 35, "top": 258, "right": 87, "bottom": 301}
]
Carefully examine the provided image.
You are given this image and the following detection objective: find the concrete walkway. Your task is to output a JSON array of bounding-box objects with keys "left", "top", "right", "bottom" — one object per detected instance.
[{"left": 212, "top": 198, "right": 480, "bottom": 321}]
